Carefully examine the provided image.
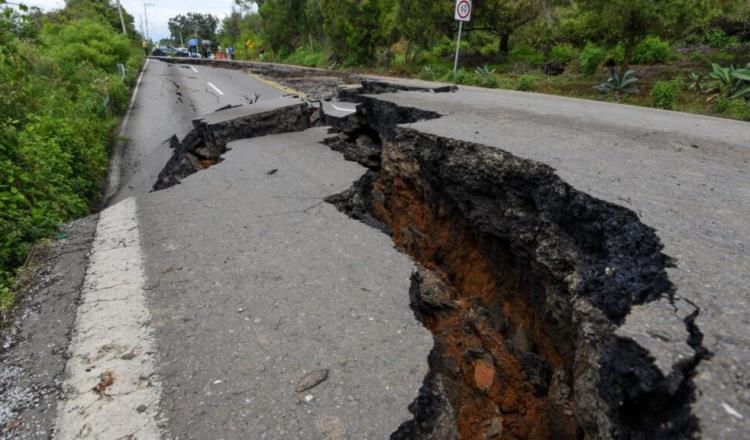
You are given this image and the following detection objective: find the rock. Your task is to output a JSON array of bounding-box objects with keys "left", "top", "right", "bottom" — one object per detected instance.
[
  {"left": 296, "top": 369, "right": 329, "bottom": 393},
  {"left": 485, "top": 416, "right": 503, "bottom": 439},
  {"left": 413, "top": 267, "right": 455, "bottom": 310},
  {"left": 543, "top": 62, "right": 565, "bottom": 76},
  {"left": 473, "top": 360, "right": 495, "bottom": 393}
]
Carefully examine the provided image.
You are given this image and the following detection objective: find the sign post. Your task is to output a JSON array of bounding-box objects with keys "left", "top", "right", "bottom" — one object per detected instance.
[{"left": 453, "top": 0, "right": 472, "bottom": 76}]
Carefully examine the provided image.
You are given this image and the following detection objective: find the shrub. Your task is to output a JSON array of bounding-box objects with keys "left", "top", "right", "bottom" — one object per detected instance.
[
  {"left": 517, "top": 74, "right": 537, "bottom": 91},
  {"left": 550, "top": 43, "right": 578, "bottom": 65},
  {"left": 0, "top": 13, "right": 143, "bottom": 311},
  {"left": 285, "top": 46, "right": 327, "bottom": 68},
  {"left": 508, "top": 44, "right": 545, "bottom": 66},
  {"left": 632, "top": 36, "right": 673, "bottom": 64},
  {"left": 475, "top": 65, "right": 498, "bottom": 88},
  {"left": 705, "top": 28, "right": 740, "bottom": 50},
  {"left": 579, "top": 43, "right": 606, "bottom": 75},
  {"left": 651, "top": 80, "right": 681, "bottom": 109},
  {"left": 712, "top": 96, "right": 750, "bottom": 120},
  {"left": 451, "top": 68, "right": 481, "bottom": 86}
]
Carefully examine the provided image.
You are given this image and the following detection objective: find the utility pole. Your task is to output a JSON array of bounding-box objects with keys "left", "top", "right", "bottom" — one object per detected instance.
[
  {"left": 114, "top": 0, "right": 127, "bottom": 34},
  {"left": 143, "top": 3, "right": 155, "bottom": 42}
]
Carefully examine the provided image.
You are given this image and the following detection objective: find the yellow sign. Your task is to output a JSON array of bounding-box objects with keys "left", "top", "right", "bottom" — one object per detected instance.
[{"left": 246, "top": 39, "right": 254, "bottom": 50}]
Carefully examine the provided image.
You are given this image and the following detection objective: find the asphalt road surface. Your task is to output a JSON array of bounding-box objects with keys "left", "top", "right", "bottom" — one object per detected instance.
[
  {"left": 0, "top": 59, "right": 748, "bottom": 439},
  {"left": 370, "top": 85, "right": 750, "bottom": 437}
]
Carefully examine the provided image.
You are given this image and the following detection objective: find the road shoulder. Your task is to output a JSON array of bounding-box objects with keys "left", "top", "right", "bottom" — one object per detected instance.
[{"left": 0, "top": 216, "right": 98, "bottom": 438}]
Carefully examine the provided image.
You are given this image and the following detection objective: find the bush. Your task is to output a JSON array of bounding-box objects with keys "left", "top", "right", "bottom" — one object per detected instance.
[
  {"left": 651, "top": 80, "right": 681, "bottom": 109},
  {"left": 508, "top": 44, "right": 545, "bottom": 66},
  {"left": 579, "top": 43, "right": 606, "bottom": 75},
  {"left": 285, "top": 46, "right": 327, "bottom": 68},
  {"left": 550, "top": 43, "right": 578, "bottom": 65},
  {"left": 632, "top": 36, "right": 673, "bottom": 64},
  {"left": 517, "top": 74, "right": 537, "bottom": 91},
  {"left": 712, "top": 96, "right": 750, "bottom": 120},
  {"left": 451, "top": 68, "right": 481, "bottom": 86},
  {"left": 0, "top": 12, "right": 143, "bottom": 311},
  {"left": 705, "top": 28, "right": 740, "bottom": 50}
]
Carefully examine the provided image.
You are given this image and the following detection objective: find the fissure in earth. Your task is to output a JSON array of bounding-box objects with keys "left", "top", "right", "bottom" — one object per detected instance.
[
  {"left": 150, "top": 80, "right": 706, "bottom": 439},
  {"left": 324, "top": 92, "right": 705, "bottom": 440}
]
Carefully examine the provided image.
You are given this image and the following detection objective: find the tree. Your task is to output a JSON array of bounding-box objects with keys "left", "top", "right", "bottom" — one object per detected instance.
[
  {"left": 471, "top": 0, "right": 542, "bottom": 57},
  {"left": 55, "top": 0, "right": 138, "bottom": 39},
  {"left": 219, "top": 9, "right": 244, "bottom": 45},
  {"left": 397, "top": 0, "right": 452, "bottom": 64},
  {"left": 321, "top": 0, "right": 393, "bottom": 65},
  {"left": 577, "top": 0, "right": 718, "bottom": 74},
  {"left": 168, "top": 12, "right": 219, "bottom": 41},
  {"left": 257, "top": 0, "right": 307, "bottom": 52}
]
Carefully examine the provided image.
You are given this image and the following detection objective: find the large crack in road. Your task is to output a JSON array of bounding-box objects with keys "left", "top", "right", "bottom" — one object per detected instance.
[{"left": 146, "top": 71, "right": 708, "bottom": 439}]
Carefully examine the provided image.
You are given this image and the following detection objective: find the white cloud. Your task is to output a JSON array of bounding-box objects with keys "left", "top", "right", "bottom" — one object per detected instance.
[{"left": 22, "top": 0, "right": 253, "bottom": 42}]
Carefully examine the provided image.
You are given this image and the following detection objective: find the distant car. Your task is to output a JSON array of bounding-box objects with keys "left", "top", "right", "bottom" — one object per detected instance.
[
  {"left": 174, "top": 48, "right": 191, "bottom": 58},
  {"left": 151, "top": 47, "right": 167, "bottom": 57}
]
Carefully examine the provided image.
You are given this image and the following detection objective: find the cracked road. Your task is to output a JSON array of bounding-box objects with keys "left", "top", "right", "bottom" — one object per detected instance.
[{"left": 0, "top": 59, "right": 748, "bottom": 439}]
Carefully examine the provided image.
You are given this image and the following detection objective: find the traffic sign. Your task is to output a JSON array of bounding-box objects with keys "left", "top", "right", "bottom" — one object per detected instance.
[{"left": 455, "top": 0, "right": 472, "bottom": 22}]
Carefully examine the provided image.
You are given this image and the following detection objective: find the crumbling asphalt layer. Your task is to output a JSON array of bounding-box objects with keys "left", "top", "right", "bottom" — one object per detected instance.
[
  {"left": 148, "top": 67, "right": 712, "bottom": 438},
  {"left": 321, "top": 99, "right": 701, "bottom": 438},
  {"left": 0, "top": 216, "right": 97, "bottom": 439},
  {"left": 318, "top": 83, "right": 749, "bottom": 438},
  {"left": 153, "top": 97, "right": 317, "bottom": 191}
]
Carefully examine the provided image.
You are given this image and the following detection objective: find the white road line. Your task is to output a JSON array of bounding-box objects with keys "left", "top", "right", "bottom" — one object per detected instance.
[
  {"left": 105, "top": 59, "right": 149, "bottom": 203},
  {"left": 190, "top": 65, "right": 198, "bottom": 73},
  {"left": 56, "top": 198, "right": 163, "bottom": 439},
  {"left": 332, "top": 104, "right": 356, "bottom": 113},
  {"left": 207, "top": 81, "right": 225, "bottom": 96}
]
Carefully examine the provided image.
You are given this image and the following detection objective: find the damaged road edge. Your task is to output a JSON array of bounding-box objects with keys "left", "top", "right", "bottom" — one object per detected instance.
[
  {"left": 323, "top": 98, "right": 708, "bottom": 439},
  {"left": 153, "top": 98, "right": 321, "bottom": 191}
]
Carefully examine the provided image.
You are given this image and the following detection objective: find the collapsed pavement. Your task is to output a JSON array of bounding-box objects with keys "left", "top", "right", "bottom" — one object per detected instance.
[
  {"left": 4, "top": 58, "right": 744, "bottom": 439},
  {"left": 147, "top": 60, "right": 750, "bottom": 439}
]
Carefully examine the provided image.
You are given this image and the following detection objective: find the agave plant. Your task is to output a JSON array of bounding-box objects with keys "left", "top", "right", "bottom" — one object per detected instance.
[
  {"left": 708, "top": 63, "right": 750, "bottom": 100},
  {"left": 596, "top": 69, "right": 639, "bottom": 95},
  {"left": 730, "top": 64, "right": 750, "bottom": 100},
  {"left": 475, "top": 65, "right": 498, "bottom": 87},
  {"left": 686, "top": 73, "right": 705, "bottom": 92}
]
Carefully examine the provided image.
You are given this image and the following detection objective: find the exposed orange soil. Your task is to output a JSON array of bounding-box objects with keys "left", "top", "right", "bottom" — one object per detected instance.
[{"left": 372, "top": 146, "right": 579, "bottom": 439}]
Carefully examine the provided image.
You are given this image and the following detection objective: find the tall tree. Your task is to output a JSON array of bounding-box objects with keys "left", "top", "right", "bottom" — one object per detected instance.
[
  {"left": 321, "top": 0, "right": 392, "bottom": 65},
  {"left": 168, "top": 12, "right": 219, "bottom": 41},
  {"left": 471, "top": 0, "right": 542, "bottom": 57},
  {"left": 257, "top": 0, "right": 307, "bottom": 52},
  {"left": 58, "top": 0, "right": 138, "bottom": 38},
  {"left": 397, "top": 0, "right": 452, "bottom": 63}
]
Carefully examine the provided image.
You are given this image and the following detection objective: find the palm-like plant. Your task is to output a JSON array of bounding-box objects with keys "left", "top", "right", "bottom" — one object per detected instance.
[{"left": 596, "top": 69, "right": 639, "bottom": 95}]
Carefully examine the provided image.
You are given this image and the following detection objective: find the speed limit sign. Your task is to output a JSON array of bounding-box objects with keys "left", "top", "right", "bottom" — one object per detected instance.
[{"left": 455, "top": 0, "right": 472, "bottom": 22}]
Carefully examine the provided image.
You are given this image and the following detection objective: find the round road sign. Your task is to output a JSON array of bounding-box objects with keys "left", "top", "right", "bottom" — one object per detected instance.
[{"left": 455, "top": 0, "right": 472, "bottom": 21}]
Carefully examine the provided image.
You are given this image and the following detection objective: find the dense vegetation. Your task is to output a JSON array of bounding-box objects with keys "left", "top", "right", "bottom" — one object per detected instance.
[
  {"left": 0, "top": 0, "right": 144, "bottom": 312},
  {"left": 201, "top": 0, "right": 750, "bottom": 119}
]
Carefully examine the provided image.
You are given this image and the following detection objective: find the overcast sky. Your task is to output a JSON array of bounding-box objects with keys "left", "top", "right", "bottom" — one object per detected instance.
[{"left": 23, "top": 0, "right": 254, "bottom": 42}]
